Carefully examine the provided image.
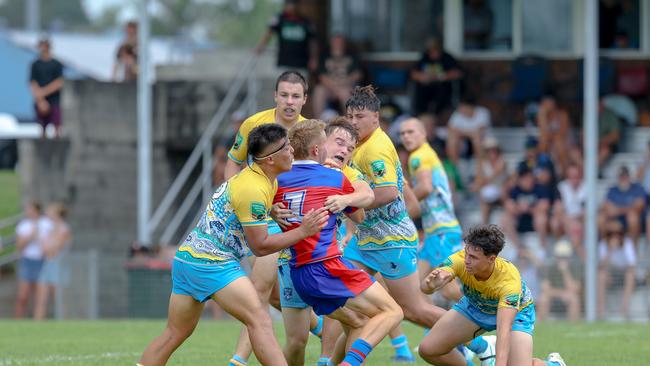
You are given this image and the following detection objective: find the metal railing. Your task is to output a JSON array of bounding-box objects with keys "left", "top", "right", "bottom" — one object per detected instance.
[
  {"left": 0, "top": 215, "right": 21, "bottom": 268},
  {"left": 148, "top": 55, "right": 259, "bottom": 245}
]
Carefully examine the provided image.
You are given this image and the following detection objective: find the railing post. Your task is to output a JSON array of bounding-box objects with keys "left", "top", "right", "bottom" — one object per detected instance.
[{"left": 203, "top": 141, "right": 213, "bottom": 205}]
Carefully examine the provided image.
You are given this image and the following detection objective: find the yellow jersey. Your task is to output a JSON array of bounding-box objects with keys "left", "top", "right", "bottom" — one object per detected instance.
[
  {"left": 350, "top": 128, "right": 418, "bottom": 249},
  {"left": 176, "top": 163, "right": 277, "bottom": 264},
  {"left": 227, "top": 108, "right": 306, "bottom": 164},
  {"left": 440, "top": 250, "right": 534, "bottom": 314}
]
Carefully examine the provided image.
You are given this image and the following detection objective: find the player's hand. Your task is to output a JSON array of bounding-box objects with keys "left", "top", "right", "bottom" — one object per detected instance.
[
  {"left": 299, "top": 207, "right": 329, "bottom": 237},
  {"left": 323, "top": 158, "right": 342, "bottom": 169},
  {"left": 340, "top": 233, "right": 353, "bottom": 250},
  {"left": 422, "top": 269, "right": 451, "bottom": 294},
  {"left": 324, "top": 194, "right": 350, "bottom": 214},
  {"left": 37, "top": 99, "right": 50, "bottom": 114},
  {"left": 271, "top": 202, "right": 295, "bottom": 229}
]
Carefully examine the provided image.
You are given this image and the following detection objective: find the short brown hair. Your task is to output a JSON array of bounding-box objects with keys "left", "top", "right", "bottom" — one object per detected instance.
[
  {"left": 325, "top": 116, "right": 359, "bottom": 144},
  {"left": 275, "top": 71, "right": 308, "bottom": 95},
  {"left": 289, "top": 119, "right": 326, "bottom": 160},
  {"left": 463, "top": 224, "right": 505, "bottom": 256}
]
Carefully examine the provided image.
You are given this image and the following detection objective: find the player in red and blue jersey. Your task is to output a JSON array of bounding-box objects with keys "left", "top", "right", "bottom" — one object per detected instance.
[{"left": 274, "top": 119, "right": 403, "bottom": 366}]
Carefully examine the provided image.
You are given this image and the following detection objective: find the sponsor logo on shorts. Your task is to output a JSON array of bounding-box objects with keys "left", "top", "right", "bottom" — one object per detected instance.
[{"left": 284, "top": 287, "right": 293, "bottom": 300}]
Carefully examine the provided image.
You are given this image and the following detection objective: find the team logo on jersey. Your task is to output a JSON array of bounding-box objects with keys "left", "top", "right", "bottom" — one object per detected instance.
[
  {"left": 250, "top": 202, "right": 267, "bottom": 221},
  {"left": 371, "top": 160, "right": 386, "bottom": 178},
  {"left": 504, "top": 293, "right": 521, "bottom": 307},
  {"left": 411, "top": 157, "right": 421, "bottom": 170},
  {"left": 232, "top": 132, "right": 243, "bottom": 151}
]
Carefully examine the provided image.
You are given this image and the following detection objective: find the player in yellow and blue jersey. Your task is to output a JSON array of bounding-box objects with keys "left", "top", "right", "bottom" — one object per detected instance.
[
  {"left": 137, "top": 124, "right": 328, "bottom": 366},
  {"left": 419, "top": 225, "right": 566, "bottom": 366}
]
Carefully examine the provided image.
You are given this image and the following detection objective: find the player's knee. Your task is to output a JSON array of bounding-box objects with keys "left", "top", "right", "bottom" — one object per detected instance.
[
  {"left": 418, "top": 339, "right": 444, "bottom": 360},
  {"left": 286, "top": 332, "right": 309, "bottom": 352}
]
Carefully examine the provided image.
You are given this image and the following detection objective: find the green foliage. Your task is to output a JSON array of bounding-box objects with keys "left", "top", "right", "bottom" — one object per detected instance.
[
  {"left": 0, "top": 0, "right": 90, "bottom": 31},
  {"left": 0, "top": 170, "right": 20, "bottom": 238},
  {"left": 0, "top": 320, "right": 648, "bottom": 365}
]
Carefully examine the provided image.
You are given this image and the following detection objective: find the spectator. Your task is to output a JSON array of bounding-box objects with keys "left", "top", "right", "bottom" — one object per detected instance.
[
  {"left": 517, "top": 136, "right": 556, "bottom": 183},
  {"left": 470, "top": 136, "right": 508, "bottom": 224},
  {"left": 598, "top": 220, "right": 637, "bottom": 320},
  {"left": 255, "top": 0, "right": 318, "bottom": 75},
  {"left": 636, "top": 141, "right": 650, "bottom": 246},
  {"left": 463, "top": 0, "right": 494, "bottom": 50},
  {"left": 112, "top": 44, "right": 138, "bottom": 82},
  {"left": 29, "top": 36, "right": 64, "bottom": 138},
  {"left": 122, "top": 20, "right": 139, "bottom": 55},
  {"left": 536, "top": 93, "right": 574, "bottom": 174},
  {"left": 446, "top": 94, "right": 491, "bottom": 164},
  {"left": 598, "top": 99, "right": 622, "bottom": 169},
  {"left": 556, "top": 164, "right": 586, "bottom": 258},
  {"left": 501, "top": 167, "right": 553, "bottom": 249},
  {"left": 537, "top": 240, "right": 581, "bottom": 321},
  {"left": 598, "top": 166, "right": 646, "bottom": 245},
  {"left": 410, "top": 37, "right": 463, "bottom": 115},
  {"left": 33, "top": 203, "right": 71, "bottom": 320},
  {"left": 311, "top": 34, "right": 362, "bottom": 118},
  {"left": 14, "top": 202, "right": 52, "bottom": 318}
]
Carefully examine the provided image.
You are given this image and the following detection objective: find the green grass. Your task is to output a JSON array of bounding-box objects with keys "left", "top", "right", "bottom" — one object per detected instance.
[
  {"left": 0, "top": 169, "right": 21, "bottom": 238},
  {"left": 0, "top": 320, "right": 647, "bottom": 365}
]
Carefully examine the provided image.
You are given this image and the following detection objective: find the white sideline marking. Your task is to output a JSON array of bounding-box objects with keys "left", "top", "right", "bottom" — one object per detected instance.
[{"left": 0, "top": 352, "right": 140, "bottom": 365}]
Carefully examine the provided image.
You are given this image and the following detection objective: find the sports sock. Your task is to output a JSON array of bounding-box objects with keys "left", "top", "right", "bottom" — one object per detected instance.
[
  {"left": 391, "top": 334, "right": 414, "bottom": 359},
  {"left": 546, "top": 361, "right": 561, "bottom": 366},
  {"left": 341, "top": 338, "right": 373, "bottom": 366},
  {"left": 316, "top": 357, "right": 331, "bottom": 366},
  {"left": 466, "top": 336, "right": 488, "bottom": 354},
  {"left": 310, "top": 315, "right": 324, "bottom": 337},
  {"left": 228, "top": 355, "right": 247, "bottom": 366}
]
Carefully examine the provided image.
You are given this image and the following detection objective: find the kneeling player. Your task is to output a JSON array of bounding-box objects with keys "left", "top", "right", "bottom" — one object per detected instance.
[
  {"left": 276, "top": 119, "right": 403, "bottom": 366},
  {"left": 419, "top": 224, "right": 566, "bottom": 366},
  {"left": 137, "top": 125, "right": 328, "bottom": 366}
]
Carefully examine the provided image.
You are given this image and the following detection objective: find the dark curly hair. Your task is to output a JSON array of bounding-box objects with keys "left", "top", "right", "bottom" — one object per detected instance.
[
  {"left": 345, "top": 85, "right": 380, "bottom": 112},
  {"left": 463, "top": 224, "right": 505, "bottom": 256}
]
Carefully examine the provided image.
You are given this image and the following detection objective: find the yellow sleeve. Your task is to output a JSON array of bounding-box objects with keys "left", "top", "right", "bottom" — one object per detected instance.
[
  {"left": 227, "top": 117, "right": 258, "bottom": 164},
  {"left": 231, "top": 182, "right": 272, "bottom": 226},
  {"left": 498, "top": 271, "right": 523, "bottom": 309},
  {"left": 344, "top": 165, "right": 365, "bottom": 184},
  {"left": 409, "top": 150, "right": 432, "bottom": 176},
  {"left": 361, "top": 145, "right": 398, "bottom": 188},
  {"left": 438, "top": 250, "right": 464, "bottom": 276}
]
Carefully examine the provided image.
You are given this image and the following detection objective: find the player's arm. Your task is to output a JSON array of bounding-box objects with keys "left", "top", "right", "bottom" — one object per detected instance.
[
  {"left": 420, "top": 268, "right": 454, "bottom": 294},
  {"left": 324, "top": 180, "right": 374, "bottom": 213},
  {"left": 368, "top": 186, "right": 399, "bottom": 209},
  {"left": 403, "top": 181, "right": 421, "bottom": 218},
  {"left": 243, "top": 208, "right": 329, "bottom": 256},
  {"left": 494, "top": 307, "right": 517, "bottom": 366},
  {"left": 412, "top": 169, "right": 434, "bottom": 201},
  {"left": 224, "top": 159, "right": 243, "bottom": 180},
  {"left": 345, "top": 208, "right": 365, "bottom": 224}
]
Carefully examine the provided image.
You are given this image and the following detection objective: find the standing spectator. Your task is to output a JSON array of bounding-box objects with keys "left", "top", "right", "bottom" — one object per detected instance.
[
  {"left": 112, "top": 44, "right": 138, "bottom": 82},
  {"left": 410, "top": 37, "right": 463, "bottom": 115},
  {"left": 556, "top": 164, "right": 586, "bottom": 258},
  {"left": 598, "top": 166, "right": 646, "bottom": 245},
  {"left": 536, "top": 93, "right": 574, "bottom": 175},
  {"left": 598, "top": 220, "right": 637, "bottom": 320},
  {"left": 446, "top": 94, "right": 491, "bottom": 164},
  {"left": 537, "top": 240, "right": 582, "bottom": 322},
  {"left": 29, "top": 36, "right": 64, "bottom": 138},
  {"left": 14, "top": 202, "right": 52, "bottom": 318},
  {"left": 255, "top": 0, "right": 318, "bottom": 75},
  {"left": 470, "top": 136, "right": 508, "bottom": 224},
  {"left": 311, "top": 34, "right": 362, "bottom": 118},
  {"left": 33, "top": 203, "right": 71, "bottom": 320},
  {"left": 598, "top": 99, "right": 622, "bottom": 169}
]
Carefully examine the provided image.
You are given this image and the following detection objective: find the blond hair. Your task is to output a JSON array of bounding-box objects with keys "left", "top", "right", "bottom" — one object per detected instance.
[{"left": 288, "top": 119, "right": 326, "bottom": 160}]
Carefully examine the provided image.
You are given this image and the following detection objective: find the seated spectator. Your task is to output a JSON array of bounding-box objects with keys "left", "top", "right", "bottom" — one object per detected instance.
[
  {"left": 14, "top": 202, "right": 52, "bottom": 318},
  {"left": 598, "top": 220, "right": 637, "bottom": 320},
  {"left": 598, "top": 166, "right": 646, "bottom": 245},
  {"left": 636, "top": 140, "right": 650, "bottom": 246},
  {"left": 312, "top": 34, "right": 362, "bottom": 118},
  {"left": 470, "top": 136, "right": 508, "bottom": 224},
  {"left": 446, "top": 93, "right": 491, "bottom": 164},
  {"left": 34, "top": 203, "right": 72, "bottom": 320},
  {"left": 536, "top": 93, "right": 575, "bottom": 174},
  {"left": 410, "top": 37, "right": 463, "bottom": 115},
  {"left": 517, "top": 136, "right": 556, "bottom": 184},
  {"left": 537, "top": 240, "right": 581, "bottom": 322},
  {"left": 555, "top": 164, "right": 586, "bottom": 258},
  {"left": 598, "top": 99, "right": 622, "bottom": 169},
  {"left": 501, "top": 167, "right": 553, "bottom": 249}
]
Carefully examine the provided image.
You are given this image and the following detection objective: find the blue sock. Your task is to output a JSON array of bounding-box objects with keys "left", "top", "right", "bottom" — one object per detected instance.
[
  {"left": 466, "top": 336, "right": 488, "bottom": 354},
  {"left": 391, "top": 334, "right": 414, "bottom": 359},
  {"left": 316, "top": 357, "right": 331, "bottom": 366},
  {"left": 546, "top": 362, "right": 561, "bottom": 366},
  {"left": 310, "top": 315, "right": 323, "bottom": 337},
  {"left": 228, "top": 355, "right": 247, "bottom": 366},
  {"left": 423, "top": 328, "right": 431, "bottom": 337},
  {"left": 342, "top": 339, "right": 373, "bottom": 366}
]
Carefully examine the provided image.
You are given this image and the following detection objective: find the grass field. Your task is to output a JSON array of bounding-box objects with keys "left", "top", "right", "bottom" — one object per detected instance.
[
  {"left": 0, "top": 320, "right": 648, "bottom": 365},
  {"left": 0, "top": 169, "right": 20, "bottom": 240}
]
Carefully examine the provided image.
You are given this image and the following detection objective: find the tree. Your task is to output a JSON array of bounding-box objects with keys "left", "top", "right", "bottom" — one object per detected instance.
[{"left": 0, "top": 0, "right": 90, "bottom": 31}]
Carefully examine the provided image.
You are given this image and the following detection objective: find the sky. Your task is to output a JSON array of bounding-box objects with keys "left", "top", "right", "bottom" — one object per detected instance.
[{"left": 82, "top": 0, "right": 136, "bottom": 22}]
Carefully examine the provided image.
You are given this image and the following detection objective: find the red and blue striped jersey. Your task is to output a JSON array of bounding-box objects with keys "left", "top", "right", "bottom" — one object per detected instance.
[{"left": 274, "top": 161, "right": 356, "bottom": 267}]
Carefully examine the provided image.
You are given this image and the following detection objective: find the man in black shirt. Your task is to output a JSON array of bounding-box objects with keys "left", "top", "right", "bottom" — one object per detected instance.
[
  {"left": 29, "top": 37, "right": 64, "bottom": 138},
  {"left": 255, "top": 0, "right": 317, "bottom": 75},
  {"left": 410, "top": 37, "right": 463, "bottom": 115}
]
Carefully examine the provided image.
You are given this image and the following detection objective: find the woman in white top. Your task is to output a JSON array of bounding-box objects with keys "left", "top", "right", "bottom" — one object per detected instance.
[
  {"left": 597, "top": 220, "right": 637, "bottom": 320},
  {"left": 556, "top": 164, "right": 586, "bottom": 258},
  {"left": 446, "top": 94, "right": 491, "bottom": 164},
  {"left": 34, "top": 203, "right": 72, "bottom": 320},
  {"left": 14, "top": 202, "right": 53, "bottom": 318},
  {"left": 470, "top": 136, "right": 507, "bottom": 224}
]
